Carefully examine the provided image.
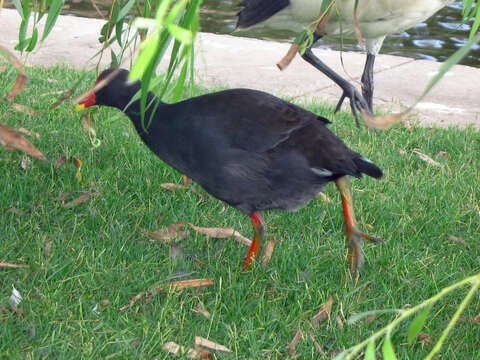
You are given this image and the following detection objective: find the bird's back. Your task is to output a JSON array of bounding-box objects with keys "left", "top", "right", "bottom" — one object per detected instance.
[
  {"left": 134, "top": 88, "right": 381, "bottom": 213},
  {"left": 237, "top": 0, "right": 453, "bottom": 41}
]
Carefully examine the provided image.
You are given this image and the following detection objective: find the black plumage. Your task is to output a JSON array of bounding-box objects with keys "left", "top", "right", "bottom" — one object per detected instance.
[{"left": 76, "top": 68, "right": 383, "bottom": 275}]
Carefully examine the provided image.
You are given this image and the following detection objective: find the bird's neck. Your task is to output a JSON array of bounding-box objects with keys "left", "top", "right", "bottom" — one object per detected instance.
[{"left": 123, "top": 92, "right": 167, "bottom": 137}]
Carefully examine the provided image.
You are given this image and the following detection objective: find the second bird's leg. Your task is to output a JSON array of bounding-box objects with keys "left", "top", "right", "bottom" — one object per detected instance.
[
  {"left": 300, "top": 33, "right": 371, "bottom": 128},
  {"left": 243, "top": 212, "right": 265, "bottom": 271},
  {"left": 335, "top": 176, "right": 383, "bottom": 277},
  {"left": 361, "top": 53, "right": 376, "bottom": 114}
]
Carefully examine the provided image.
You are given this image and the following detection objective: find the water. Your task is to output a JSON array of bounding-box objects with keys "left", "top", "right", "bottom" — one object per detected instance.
[{"left": 5, "top": 0, "right": 480, "bottom": 67}]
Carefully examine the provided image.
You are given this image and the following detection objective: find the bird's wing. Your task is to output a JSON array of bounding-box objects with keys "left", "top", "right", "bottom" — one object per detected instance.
[
  {"left": 208, "top": 89, "right": 328, "bottom": 153},
  {"left": 236, "top": 0, "right": 291, "bottom": 28}
]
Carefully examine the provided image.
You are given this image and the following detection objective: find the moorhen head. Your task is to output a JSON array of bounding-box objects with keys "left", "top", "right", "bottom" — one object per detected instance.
[{"left": 76, "top": 68, "right": 384, "bottom": 276}]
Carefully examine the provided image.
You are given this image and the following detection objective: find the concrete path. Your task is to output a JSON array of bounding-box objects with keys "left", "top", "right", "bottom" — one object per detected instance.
[{"left": 1, "top": 8, "right": 479, "bottom": 128}]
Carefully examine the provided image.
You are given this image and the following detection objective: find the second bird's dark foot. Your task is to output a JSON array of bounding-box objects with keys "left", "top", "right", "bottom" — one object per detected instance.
[{"left": 334, "top": 85, "right": 373, "bottom": 129}]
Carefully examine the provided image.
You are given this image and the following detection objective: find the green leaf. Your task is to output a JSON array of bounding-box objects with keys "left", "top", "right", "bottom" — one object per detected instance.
[
  {"left": 365, "top": 340, "right": 376, "bottom": 360},
  {"left": 462, "top": 0, "right": 475, "bottom": 17},
  {"left": 41, "top": 0, "right": 64, "bottom": 42},
  {"left": 347, "top": 309, "right": 399, "bottom": 325},
  {"left": 110, "top": 49, "right": 120, "bottom": 68},
  {"left": 155, "top": 0, "right": 174, "bottom": 22},
  {"left": 115, "top": 18, "right": 124, "bottom": 46},
  {"left": 115, "top": 0, "right": 136, "bottom": 23},
  {"left": 470, "top": 3, "right": 480, "bottom": 40},
  {"left": 129, "top": 33, "right": 159, "bottom": 81},
  {"left": 331, "top": 351, "right": 347, "bottom": 360},
  {"left": 171, "top": 60, "right": 189, "bottom": 102},
  {"left": 164, "top": 0, "right": 188, "bottom": 24},
  {"left": 407, "top": 305, "right": 431, "bottom": 345},
  {"left": 167, "top": 24, "right": 192, "bottom": 44},
  {"left": 382, "top": 337, "right": 397, "bottom": 360},
  {"left": 133, "top": 17, "right": 157, "bottom": 29},
  {"left": 17, "top": 15, "right": 30, "bottom": 52},
  {"left": 25, "top": 28, "right": 38, "bottom": 52},
  {"left": 320, "top": 0, "right": 334, "bottom": 13},
  {"left": 12, "top": 0, "right": 25, "bottom": 20}
]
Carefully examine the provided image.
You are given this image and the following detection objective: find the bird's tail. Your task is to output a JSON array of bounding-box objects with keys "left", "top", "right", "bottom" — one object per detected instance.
[{"left": 354, "top": 156, "right": 383, "bottom": 179}]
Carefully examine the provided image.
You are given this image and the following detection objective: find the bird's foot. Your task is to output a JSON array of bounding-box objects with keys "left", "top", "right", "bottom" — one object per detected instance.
[
  {"left": 347, "top": 227, "right": 384, "bottom": 278},
  {"left": 334, "top": 85, "right": 372, "bottom": 128}
]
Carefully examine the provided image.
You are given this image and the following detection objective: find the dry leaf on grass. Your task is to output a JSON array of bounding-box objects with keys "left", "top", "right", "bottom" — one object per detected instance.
[
  {"left": 436, "top": 151, "right": 450, "bottom": 161},
  {"left": 0, "top": 45, "right": 27, "bottom": 103},
  {"left": 459, "top": 316, "right": 480, "bottom": 324},
  {"left": 195, "top": 336, "right": 232, "bottom": 353},
  {"left": 418, "top": 332, "right": 433, "bottom": 347},
  {"left": 262, "top": 238, "right": 276, "bottom": 266},
  {"left": 446, "top": 234, "right": 469, "bottom": 248},
  {"left": 0, "top": 65, "right": 6, "bottom": 72},
  {"left": 0, "top": 261, "right": 28, "bottom": 269},
  {"left": 40, "top": 90, "right": 64, "bottom": 97},
  {"left": 194, "top": 302, "right": 211, "bottom": 319},
  {"left": 363, "top": 111, "right": 405, "bottom": 130},
  {"left": 120, "top": 278, "right": 213, "bottom": 310},
  {"left": 286, "top": 329, "right": 304, "bottom": 357},
  {"left": 63, "top": 192, "right": 95, "bottom": 208},
  {"left": 312, "top": 296, "right": 334, "bottom": 327},
  {"left": 141, "top": 222, "right": 190, "bottom": 243},
  {"left": 161, "top": 183, "right": 190, "bottom": 191},
  {"left": 162, "top": 342, "right": 202, "bottom": 358},
  {"left": 336, "top": 315, "right": 344, "bottom": 329},
  {"left": 309, "top": 334, "right": 326, "bottom": 355},
  {"left": 57, "top": 191, "right": 98, "bottom": 207},
  {"left": 188, "top": 223, "right": 251, "bottom": 247},
  {"left": 0, "top": 123, "right": 46, "bottom": 160},
  {"left": 0, "top": 306, "right": 25, "bottom": 321},
  {"left": 11, "top": 103, "right": 37, "bottom": 116},
  {"left": 316, "top": 191, "right": 331, "bottom": 203},
  {"left": 413, "top": 150, "right": 444, "bottom": 167},
  {"left": 17, "top": 127, "right": 40, "bottom": 138},
  {"left": 7, "top": 208, "right": 26, "bottom": 216},
  {"left": 183, "top": 175, "right": 192, "bottom": 186},
  {"left": 54, "top": 156, "right": 68, "bottom": 168},
  {"left": 44, "top": 241, "right": 53, "bottom": 257}
]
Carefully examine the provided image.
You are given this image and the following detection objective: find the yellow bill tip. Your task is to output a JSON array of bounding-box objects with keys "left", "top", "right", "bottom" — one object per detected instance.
[{"left": 75, "top": 103, "right": 86, "bottom": 112}]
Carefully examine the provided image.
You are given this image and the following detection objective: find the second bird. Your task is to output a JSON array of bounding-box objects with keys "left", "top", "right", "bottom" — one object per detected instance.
[{"left": 236, "top": 0, "right": 454, "bottom": 125}]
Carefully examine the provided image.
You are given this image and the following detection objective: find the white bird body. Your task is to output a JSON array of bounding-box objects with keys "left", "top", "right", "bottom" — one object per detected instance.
[{"left": 260, "top": 0, "right": 453, "bottom": 53}]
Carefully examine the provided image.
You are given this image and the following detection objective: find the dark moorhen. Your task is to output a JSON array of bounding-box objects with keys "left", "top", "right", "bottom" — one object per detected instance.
[{"left": 75, "top": 68, "right": 383, "bottom": 276}]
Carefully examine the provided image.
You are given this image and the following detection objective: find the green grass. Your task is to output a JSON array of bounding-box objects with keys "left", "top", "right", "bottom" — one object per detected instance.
[{"left": 1, "top": 65, "right": 479, "bottom": 359}]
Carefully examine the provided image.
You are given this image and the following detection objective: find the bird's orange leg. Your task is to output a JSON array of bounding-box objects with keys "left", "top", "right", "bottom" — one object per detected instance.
[
  {"left": 243, "top": 212, "right": 265, "bottom": 271},
  {"left": 335, "top": 176, "right": 383, "bottom": 277}
]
